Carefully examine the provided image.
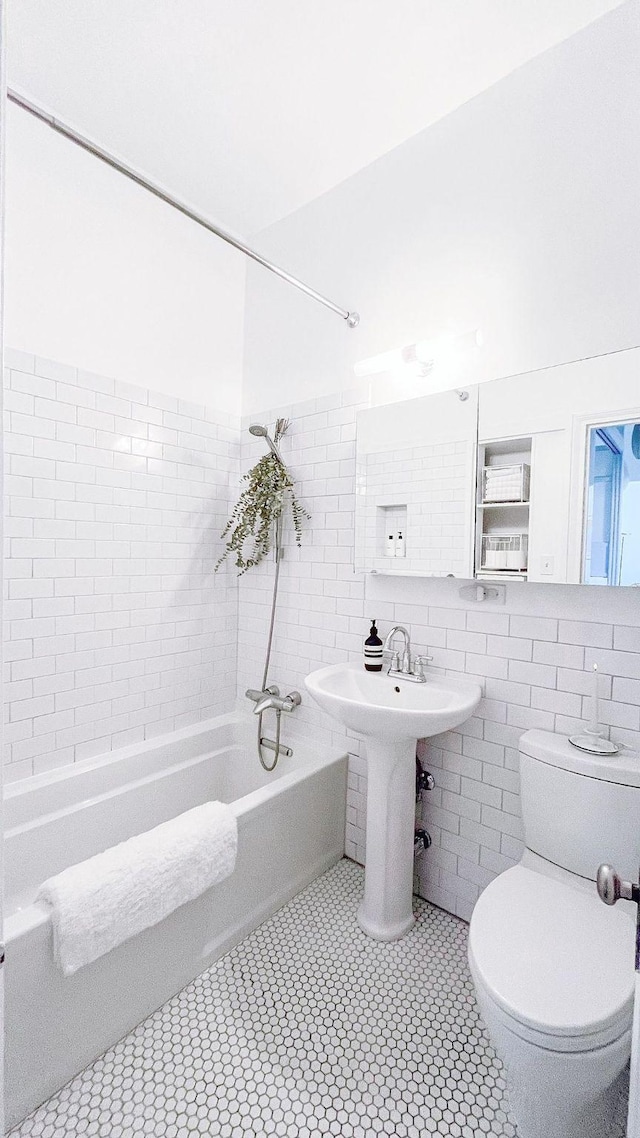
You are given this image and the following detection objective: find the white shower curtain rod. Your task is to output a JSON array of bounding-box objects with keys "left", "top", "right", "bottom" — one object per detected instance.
[{"left": 8, "top": 88, "right": 360, "bottom": 329}]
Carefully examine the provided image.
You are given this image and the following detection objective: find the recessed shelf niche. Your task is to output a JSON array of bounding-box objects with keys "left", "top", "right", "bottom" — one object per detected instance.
[{"left": 377, "top": 504, "right": 407, "bottom": 559}]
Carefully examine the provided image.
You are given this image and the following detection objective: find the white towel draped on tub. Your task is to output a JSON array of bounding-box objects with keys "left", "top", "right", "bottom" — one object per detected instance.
[{"left": 37, "top": 801, "right": 238, "bottom": 976}]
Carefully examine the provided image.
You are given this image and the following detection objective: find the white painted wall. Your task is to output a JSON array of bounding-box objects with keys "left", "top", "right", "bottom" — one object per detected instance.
[
  {"left": 4, "top": 104, "right": 246, "bottom": 414},
  {"left": 242, "top": 1, "right": 640, "bottom": 413},
  {"left": 7, "top": 0, "right": 626, "bottom": 234}
]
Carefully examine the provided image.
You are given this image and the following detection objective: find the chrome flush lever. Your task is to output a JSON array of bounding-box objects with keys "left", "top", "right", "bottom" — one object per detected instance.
[{"left": 596, "top": 864, "right": 640, "bottom": 906}]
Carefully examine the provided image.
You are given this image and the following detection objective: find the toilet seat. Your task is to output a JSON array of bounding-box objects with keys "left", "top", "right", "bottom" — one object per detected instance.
[{"left": 469, "top": 864, "right": 635, "bottom": 1052}]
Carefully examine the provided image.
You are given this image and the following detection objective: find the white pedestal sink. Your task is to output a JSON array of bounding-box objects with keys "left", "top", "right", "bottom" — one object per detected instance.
[{"left": 305, "top": 663, "right": 482, "bottom": 940}]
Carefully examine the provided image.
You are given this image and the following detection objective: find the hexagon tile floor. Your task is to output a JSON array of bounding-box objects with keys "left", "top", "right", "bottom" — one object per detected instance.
[{"left": 9, "top": 859, "right": 629, "bottom": 1138}]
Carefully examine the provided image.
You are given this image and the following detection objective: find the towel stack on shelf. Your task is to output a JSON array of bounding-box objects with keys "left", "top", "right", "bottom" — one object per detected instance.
[{"left": 483, "top": 463, "right": 529, "bottom": 503}]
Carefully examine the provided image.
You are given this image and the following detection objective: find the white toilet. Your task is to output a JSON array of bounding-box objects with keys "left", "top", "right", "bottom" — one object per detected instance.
[{"left": 468, "top": 729, "right": 639, "bottom": 1138}]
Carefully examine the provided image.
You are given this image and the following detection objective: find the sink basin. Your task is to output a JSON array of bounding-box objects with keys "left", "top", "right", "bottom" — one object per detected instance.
[
  {"left": 305, "top": 661, "right": 482, "bottom": 943},
  {"left": 305, "top": 662, "right": 482, "bottom": 740}
]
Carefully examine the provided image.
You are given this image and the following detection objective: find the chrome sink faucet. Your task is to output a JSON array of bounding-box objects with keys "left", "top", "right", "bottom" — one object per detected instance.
[{"left": 382, "top": 625, "right": 432, "bottom": 684}]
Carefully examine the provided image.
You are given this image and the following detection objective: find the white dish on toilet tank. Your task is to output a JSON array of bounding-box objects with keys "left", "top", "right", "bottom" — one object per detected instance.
[{"left": 468, "top": 729, "right": 639, "bottom": 1138}]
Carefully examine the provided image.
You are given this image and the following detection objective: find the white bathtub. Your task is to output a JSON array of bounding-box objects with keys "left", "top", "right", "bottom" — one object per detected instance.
[{"left": 4, "top": 713, "right": 348, "bottom": 1129}]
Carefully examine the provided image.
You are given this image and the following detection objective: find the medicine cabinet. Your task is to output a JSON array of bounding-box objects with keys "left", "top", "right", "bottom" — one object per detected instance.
[
  {"left": 355, "top": 386, "right": 478, "bottom": 578},
  {"left": 355, "top": 346, "right": 640, "bottom": 587}
]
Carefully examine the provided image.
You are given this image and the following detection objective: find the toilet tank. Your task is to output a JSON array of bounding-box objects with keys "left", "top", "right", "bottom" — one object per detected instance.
[{"left": 519, "top": 730, "right": 640, "bottom": 882}]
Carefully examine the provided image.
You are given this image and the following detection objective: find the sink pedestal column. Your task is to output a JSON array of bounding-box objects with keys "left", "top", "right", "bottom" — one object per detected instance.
[{"left": 357, "top": 736, "right": 416, "bottom": 941}]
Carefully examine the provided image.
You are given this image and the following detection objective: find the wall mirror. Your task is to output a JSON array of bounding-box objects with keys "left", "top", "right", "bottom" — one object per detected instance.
[
  {"left": 355, "top": 347, "right": 640, "bottom": 586},
  {"left": 354, "top": 386, "right": 478, "bottom": 578},
  {"left": 582, "top": 421, "right": 640, "bottom": 586}
]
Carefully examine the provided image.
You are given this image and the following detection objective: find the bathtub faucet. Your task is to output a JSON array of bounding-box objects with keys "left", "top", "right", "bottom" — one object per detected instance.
[{"left": 246, "top": 685, "right": 302, "bottom": 716}]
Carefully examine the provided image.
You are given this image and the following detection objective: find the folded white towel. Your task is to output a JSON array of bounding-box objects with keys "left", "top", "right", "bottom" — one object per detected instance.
[{"left": 37, "top": 801, "right": 237, "bottom": 976}]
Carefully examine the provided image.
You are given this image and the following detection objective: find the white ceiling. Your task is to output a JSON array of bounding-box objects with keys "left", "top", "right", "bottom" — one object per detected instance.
[{"left": 7, "top": 0, "right": 625, "bottom": 235}]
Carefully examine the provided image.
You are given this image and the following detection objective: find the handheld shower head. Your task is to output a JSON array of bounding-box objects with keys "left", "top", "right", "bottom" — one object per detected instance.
[{"left": 249, "top": 424, "right": 284, "bottom": 464}]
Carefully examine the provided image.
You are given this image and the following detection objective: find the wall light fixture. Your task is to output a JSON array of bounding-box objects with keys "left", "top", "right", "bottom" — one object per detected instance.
[{"left": 354, "top": 328, "right": 482, "bottom": 380}]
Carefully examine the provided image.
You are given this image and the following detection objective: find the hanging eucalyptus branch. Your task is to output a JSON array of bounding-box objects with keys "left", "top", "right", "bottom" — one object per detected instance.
[{"left": 216, "top": 418, "right": 310, "bottom": 575}]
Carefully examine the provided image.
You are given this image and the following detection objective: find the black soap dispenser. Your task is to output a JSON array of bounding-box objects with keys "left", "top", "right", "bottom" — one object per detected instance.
[{"left": 364, "top": 620, "right": 383, "bottom": 672}]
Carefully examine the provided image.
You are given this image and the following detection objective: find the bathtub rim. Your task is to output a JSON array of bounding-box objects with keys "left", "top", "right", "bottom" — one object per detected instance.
[
  {"left": 4, "top": 723, "right": 349, "bottom": 940},
  {"left": 4, "top": 711, "right": 240, "bottom": 804}
]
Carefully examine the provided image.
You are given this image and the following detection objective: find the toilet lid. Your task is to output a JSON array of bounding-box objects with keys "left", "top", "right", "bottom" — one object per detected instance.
[{"left": 469, "top": 865, "right": 636, "bottom": 1039}]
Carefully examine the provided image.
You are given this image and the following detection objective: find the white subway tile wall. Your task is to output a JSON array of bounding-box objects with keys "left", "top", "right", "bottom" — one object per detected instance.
[
  {"left": 3, "top": 349, "right": 240, "bottom": 780},
  {"left": 5, "top": 354, "right": 640, "bottom": 924},
  {"left": 238, "top": 388, "right": 640, "bottom": 922}
]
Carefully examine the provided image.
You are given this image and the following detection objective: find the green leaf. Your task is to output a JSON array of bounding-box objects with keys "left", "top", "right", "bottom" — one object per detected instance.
[{"left": 215, "top": 437, "right": 310, "bottom": 575}]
